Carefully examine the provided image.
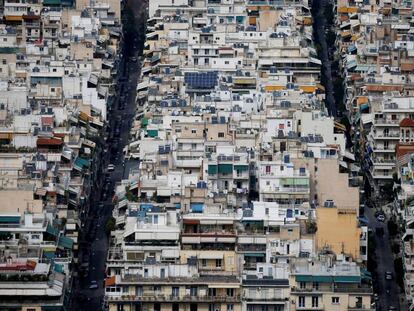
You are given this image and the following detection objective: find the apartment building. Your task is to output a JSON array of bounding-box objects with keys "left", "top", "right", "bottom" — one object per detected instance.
[
  {"left": 0, "top": 0, "right": 122, "bottom": 308},
  {"left": 336, "top": 0, "right": 414, "bottom": 191},
  {"left": 104, "top": 0, "right": 374, "bottom": 309}
]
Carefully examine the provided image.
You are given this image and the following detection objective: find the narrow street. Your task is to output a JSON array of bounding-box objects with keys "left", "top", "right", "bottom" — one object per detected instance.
[
  {"left": 311, "top": 0, "right": 337, "bottom": 117},
  {"left": 69, "top": 0, "right": 145, "bottom": 309},
  {"left": 365, "top": 204, "right": 400, "bottom": 310}
]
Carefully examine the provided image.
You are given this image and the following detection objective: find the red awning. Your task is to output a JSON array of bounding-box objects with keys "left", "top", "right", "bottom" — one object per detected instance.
[
  {"left": 183, "top": 219, "right": 200, "bottom": 225},
  {"left": 37, "top": 138, "right": 63, "bottom": 146}
]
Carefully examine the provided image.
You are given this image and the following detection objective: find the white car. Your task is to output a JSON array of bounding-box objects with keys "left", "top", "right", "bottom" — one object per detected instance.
[
  {"left": 107, "top": 164, "right": 115, "bottom": 172},
  {"left": 377, "top": 214, "right": 385, "bottom": 222}
]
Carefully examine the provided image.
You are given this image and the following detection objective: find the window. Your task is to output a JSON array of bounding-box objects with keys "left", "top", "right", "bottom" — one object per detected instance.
[
  {"left": 312, "top": 296, "right": 318, "bottom": 308},
  {"left": 2, "top": 38, "right": 6, "bottom": 42},
  {"left": 312, "top": 282, "right": 319, "bottom": 290},
  {"left": 191, "top": 129, "right": 197, "bottom": 134},
  {"left": 153, "top": 215, "right": 158, "bottom": 224},
  {"left": 192, "top": 143, "right": 197, "bottom": 150},
  {"left": 2, "top": 59, "right": 6, "bottom": 65},
  {"left": 331, "top": 297, "right": 339, "bottom": 304},
  {"left": 299, "top": 296, "right": 305, "bottom": 307},
  {"left": 218, "top": 132, "right": 225, "bottom": 138},
  {"left": 299, "top": 282, "right": 306, "bottom": 289},
  {"left": 215, "top": 259, "right": 222, "bottom": 268},
  {"left": 226, "top": 288, "right": 234, "bottom": 297},
  {"left": 225, "top": 61, "right": 230, "bottom": 65},
  {"left": 51, "top": 87, "right": 55, "bottom": 92},
  {"left": 227, "top": 304, "right": 233, "bottom": 311},
  {"left": 265, "top": 165, "right": 271, "bottom": 173},
  {"left": 172, "top": 287, "right": 179, "bottom": 297},
  {"left": 136, "top": 286, "right": 143, "bottom": 296},
  {"left": 190, "top": 286, "right": 198, "bottom": 296},
  {"left": 202, "top": 259, "right": 207, "bottom": 267},
  {"left": 265, "top": 208, "right": 269, "bottom": 215}
]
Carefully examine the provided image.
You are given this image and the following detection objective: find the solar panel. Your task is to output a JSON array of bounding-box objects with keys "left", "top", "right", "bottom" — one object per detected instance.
[{"left": 184, "top": 72, "right": 218, "bottom": 89}]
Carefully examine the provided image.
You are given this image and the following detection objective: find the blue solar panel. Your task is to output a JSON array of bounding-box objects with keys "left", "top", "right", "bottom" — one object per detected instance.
[{"left": 185, "top": 72, "right": 218, "bottom": 89}]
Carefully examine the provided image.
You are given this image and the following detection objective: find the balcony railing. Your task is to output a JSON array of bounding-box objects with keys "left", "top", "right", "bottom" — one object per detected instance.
[{"left": 106, "top": 294, "right": 241, "bottom": 302}]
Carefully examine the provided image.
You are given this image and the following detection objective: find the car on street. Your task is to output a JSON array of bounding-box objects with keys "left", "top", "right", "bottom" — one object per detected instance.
[
  {"left": 89, "top": 283, "right": 98, "bottom": 290},
  {"left": 385, "top": 271, "right": 393, "bottom": 280},
  {"left": 131, "top": 56, "right": 137, "bottom": 62},
  {"left": 377, "top": 214, "right": 385, "bottom": 222},
  {"left": 388, "top": 306, "right": 396, "bottom": 311},
  {"left": 107, "top": 164, "right": 115, "bottom": 172}
]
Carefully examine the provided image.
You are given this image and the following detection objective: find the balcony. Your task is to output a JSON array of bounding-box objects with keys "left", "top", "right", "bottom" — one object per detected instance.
[
  {"left": 374, "top": 118, "right": 400, "bottom": 127},
  {"left": 372, "top": 133, "right": 400, "bottom": 140},
  {"left": 347, "top": 306, "right": 372, "bottom": 311},
  {"left": 291, "top": 286, "right": 372, "bottom": 294},
  {"left": 261, "top": 186, "right": 309, "bottom": 194},
  {"left": 106, "top": 294, "right": 241, "bottom": 303}
]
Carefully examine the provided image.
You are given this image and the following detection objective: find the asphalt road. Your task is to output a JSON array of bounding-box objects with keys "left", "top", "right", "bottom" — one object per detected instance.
[
  {"left": 365, "top": 205, "right": 400, "bottom": 310},
  {"left": 70, "top": 22, "right": 141, "bottom": 311},
  {"left": 311, "top": 0, "right": 337, "bottom": 117}
]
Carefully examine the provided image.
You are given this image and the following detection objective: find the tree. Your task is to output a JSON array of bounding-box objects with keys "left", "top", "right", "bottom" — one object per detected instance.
[
  {"left": 105, "top": 217, "right": 116, "bottom": 235},
  {"left": 387, "top": 219, "right": 399, "bottom": 236}
]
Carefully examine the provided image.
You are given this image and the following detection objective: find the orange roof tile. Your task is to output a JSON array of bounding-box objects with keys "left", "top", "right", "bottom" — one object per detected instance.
[
  {"left": 366, "top": 84, "right": 404, "bottom": 92},
  {"left": 400, "top": 118, "right": 414, "bottom": 127},
  {"left": 396, "top": 143, "right": 414, "bottom": 158}
]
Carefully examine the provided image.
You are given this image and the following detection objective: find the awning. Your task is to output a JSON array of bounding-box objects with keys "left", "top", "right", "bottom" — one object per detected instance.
[
  {"left": 243, "top": 253, "right": 265, "bottom": 257},
  {"left": 190, "top": 203, "right": 204, "bottom": 213},
  {"left": 43, "top": 251, "right": 56, "bottom": 259},
  {"left": 208, "top": 284, "right": 240, "bottom": 288},
  {"left": 344, "top": 150, "right": 356, "bottom": 161},
  {"left": 0, "top": 216, "right": 20, "bottom": 224},
  {"left": 35, "top": 188, "right": 47, "bottom": 196},
  {"left": 58, "top": 236, "right": 74, "bottom": 249},
  {"left": 218, "top": 164, "right": 233, "bottom": 174},
  {"left": 105, "top": 276, "right": 116, "bottom": 287},
  {"left": 334, "top": 275, "right": 361, "bottom": 283},
  {"left": 46, "top": 224, "right": 59, "bottom": 236},
  {"left": 234, "top": 165, "right": 248, "bottom": 171},
  {"left": 360, "top": 103, "right": 369, "bottom": 111},
  {"left": 54, "top": 263, "right": 64, "bottom": 273},
  {"left": 208, "top": 165, "right": 218, "bottom": 174},
  {"left": 147, "top": 129, "right": 158, "bottom": 137},
  {"left": 183, "top": 219, "right": 200, "bottom": 225},
  {"left": 296, "top": 275, "right": 334, "bottom": 282},
  {"left": 4, "top": 15, "right": 23, "bottom": 22}
]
